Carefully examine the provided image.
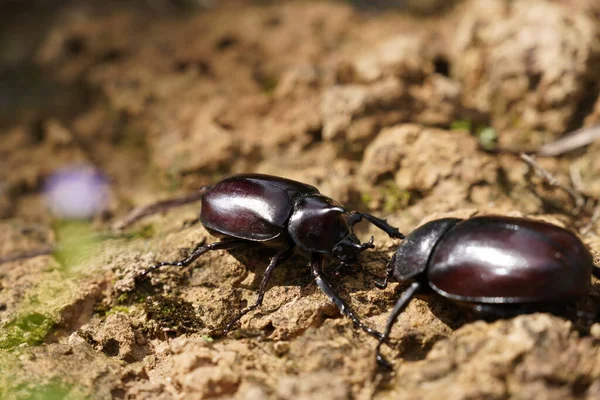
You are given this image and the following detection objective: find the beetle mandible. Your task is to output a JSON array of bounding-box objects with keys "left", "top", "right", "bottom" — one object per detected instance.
[
  {"left": 143, "top": 173, "right": 404, "bottom": 337},
  {"left": 374, "top": 215, "right": 599, "bottom": 367}
]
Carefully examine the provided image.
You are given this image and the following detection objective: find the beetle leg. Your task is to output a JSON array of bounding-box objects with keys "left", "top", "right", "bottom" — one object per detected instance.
[
  {"left": 374, "top": 254, "right": 396, "bottom": 289},
  {"left": 221, "top": 245, "right": 296, "bottom": 335},
  {"left": 348, "top": 212, "right": 363, "bottom": 226},
  {"left": 332, "top": 261, "right": 350, "bottom": 278},
  {"left": 376, "top": 281, "right": 421, "bottom": 368},
  {"left": 349, "top": 212, "right": 405, "bottom": 239},
  {"left": 310, "top": 253, "right": 384, "bottom": 340},
  {"left": 141, "top": 239, "right": 248, "bottom": 278},
  {"left": 360, "top": 236, "right": 376, "bottom": 251}
]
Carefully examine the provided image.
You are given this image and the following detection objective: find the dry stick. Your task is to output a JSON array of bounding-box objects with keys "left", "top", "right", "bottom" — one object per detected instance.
[
  {"left": 485, "top": 140, "right": 600, "bottom": 233},
  {"left": 0, "top": 187, "right": 211, "bottom": 264},
  {"left": 569, "top": 164, "right": 586, "bottom": 194},
  {"left": 519, "top": 153, "right": 586, "bottom": 210},
  {"left": 0, "top": 246, "right": 54, "bottom": 264},
  {"left": 520, "top": 153, "right": 600, "bottom": 235},
  {"left": 114, "top": 186, "right": 211, "bottom": 230},
  {"left": 582, "top": 204, "right": 600, "bottom": 236},
  {"left": 537, "top": 124, "right": 600, "bottom": 157},
  {"left": 480, "top": 123, "right": 600, "bottom": 157}
]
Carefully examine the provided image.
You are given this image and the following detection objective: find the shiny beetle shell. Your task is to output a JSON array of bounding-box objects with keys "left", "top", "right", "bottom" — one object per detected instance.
[
  {"left": 200, "top": 174, "right": 318, "bottom": 241},
  {"left": 427, "top": 216, "right": 593, "bottom": 303}
]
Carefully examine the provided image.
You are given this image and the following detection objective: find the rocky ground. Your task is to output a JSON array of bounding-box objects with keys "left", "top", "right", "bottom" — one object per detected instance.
[{"left": 1, "top": 0, "right": 600, "bottom": 398}]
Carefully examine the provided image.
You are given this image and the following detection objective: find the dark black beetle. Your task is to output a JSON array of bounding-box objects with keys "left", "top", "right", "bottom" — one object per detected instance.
[
  {"left": 375, "top": 215, "right": 599, "bottom": 367},
  {"left": 143, "top": 173, "right": 404, "bottom": 337}
]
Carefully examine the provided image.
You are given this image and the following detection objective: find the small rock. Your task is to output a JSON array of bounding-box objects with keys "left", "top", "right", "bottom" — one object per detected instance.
[{"left": 277, "top": 372, "right": 350, "bottom": 400}]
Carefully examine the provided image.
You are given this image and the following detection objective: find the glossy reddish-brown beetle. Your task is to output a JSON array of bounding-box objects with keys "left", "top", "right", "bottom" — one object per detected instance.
[
  {"left": 375, "top": 215, "right": 598, "bottom": 367},
  {"left": 143, "top": 173, "right": 404, "bottom": 337}
]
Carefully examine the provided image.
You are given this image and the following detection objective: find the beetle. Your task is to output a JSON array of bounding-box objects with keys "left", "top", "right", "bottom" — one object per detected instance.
[
  {"left": 142, "top": 173, "right": 404, "bottom": 337},
  {"left": 374, "top": 215, "right": 598, "bottom": 367}
]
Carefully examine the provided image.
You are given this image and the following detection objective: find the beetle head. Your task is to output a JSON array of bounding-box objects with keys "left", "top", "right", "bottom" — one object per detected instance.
[{"left": 332, "top": 234, "right": 375, "bottom": 262}]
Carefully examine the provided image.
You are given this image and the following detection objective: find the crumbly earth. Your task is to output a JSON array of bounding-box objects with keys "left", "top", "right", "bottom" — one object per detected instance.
[{"left": 1, "top": 1, "right": 600, "bottom": 399}]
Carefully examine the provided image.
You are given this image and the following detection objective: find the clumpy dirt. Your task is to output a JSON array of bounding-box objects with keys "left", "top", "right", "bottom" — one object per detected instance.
[{"left": 1, "top": 0, "right": 600, "bottom": 399}]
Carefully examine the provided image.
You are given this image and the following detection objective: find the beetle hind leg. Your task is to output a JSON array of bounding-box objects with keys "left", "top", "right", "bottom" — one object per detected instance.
[
  {"left": 221, "top": 245, "right": 296, "bottom": 335},
  {"left": 141, "top": 238, "right": 248, "bottom": 278}
]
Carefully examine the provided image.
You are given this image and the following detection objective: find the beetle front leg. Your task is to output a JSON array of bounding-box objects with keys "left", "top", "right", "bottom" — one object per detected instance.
[
  {"left": 374, "top": 254, "right": 395, "bottom": 289},
  {"left": 376, "top": 281, "right": 421, "bottom": 368},
  {"left": 310, "top": 253, "right": 384, "bottom": 340},
  {"left": 349, "top": 212, "right": 404, "bottom": 239},
  {"left": 221, "top": 245, "right": 296, "bottom": 335}
]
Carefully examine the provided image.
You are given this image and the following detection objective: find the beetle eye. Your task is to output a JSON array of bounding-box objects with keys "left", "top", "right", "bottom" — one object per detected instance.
[
  {"left": 332, "top": 243, "right": 352, "bottom": 262},
  {"left": 332, "top": 245, "right": 342, "bottom": 257}
]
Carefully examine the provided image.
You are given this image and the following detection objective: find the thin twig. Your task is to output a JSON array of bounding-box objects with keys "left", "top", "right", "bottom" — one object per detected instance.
[
  {"left": 114, "top": 186, "right": 211, "bottom": 230},
  {"left": 569, "top": 164, "right": 585, "bottom": 194},
  {"left": 0, "top": 246, "right": 54, "bottom": 265},
  {"left": 478, "top": 123, "right": 600, "bottom": 157},
  {"left": 1, "top": 187, "right": 211, "bottom": 264},
  {"left": 520, "top": 152, "right": 600, "bottom": 235},
  {"left": 519, "top": 153, "right": 586, "bottom": 210},
  {"left": 537, "top": 124, "right": 600, "bottom": 157},
  {"left": 581, "top": 205, "right": 600, "bottom": 236}
]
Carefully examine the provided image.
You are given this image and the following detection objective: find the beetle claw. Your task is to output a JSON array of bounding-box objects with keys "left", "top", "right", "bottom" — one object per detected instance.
[
  {"left": 391, "top": 228, "right": 405, "bottom": 239},
  {"left": 376, "top": 353, "right": 393, "bottom": 370},
  {"left": 362, "top": 236, "right": 375, "bottom": 250},
  {"left": 374, "top": 278, "right": 387, "bottom": 289},
  {"left": 208, "top": 327, "right": 227, "bottom": 338}
]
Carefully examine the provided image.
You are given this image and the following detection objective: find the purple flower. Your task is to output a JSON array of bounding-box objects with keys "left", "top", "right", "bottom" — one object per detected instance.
[{"left": 45, "top": 166, "right": 110, "bottom": 219}]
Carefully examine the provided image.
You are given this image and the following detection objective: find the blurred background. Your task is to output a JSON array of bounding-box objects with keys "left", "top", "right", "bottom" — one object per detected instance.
[
  {"left": 3, "top": 0, "right": 600, "bottom": 224},
  {"left": 2, "top": 1, "right": 600, "bottom": 399}
]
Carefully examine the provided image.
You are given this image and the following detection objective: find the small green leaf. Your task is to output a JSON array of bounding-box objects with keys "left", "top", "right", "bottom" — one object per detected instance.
[
  {"left": 450, "top": 120, "right": 472, "bottom": 131},
  {"left": 477, "top": 127, "right": 498, "bottom": 150}
]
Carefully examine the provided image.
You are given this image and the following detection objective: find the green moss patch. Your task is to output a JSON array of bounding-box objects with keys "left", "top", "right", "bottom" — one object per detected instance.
[
  {"left": 144, "top": 294, "right": 204, "bottom": 335},
  {"left": 0, "top": 312, "right": 56, "bottom": 350}
]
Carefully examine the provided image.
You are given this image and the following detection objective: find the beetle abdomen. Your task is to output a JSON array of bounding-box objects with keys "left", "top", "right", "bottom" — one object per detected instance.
[
  {"left": 200, "top": 175, "right": 308, "bottom": 241},
  {"left": 428, "top": 216, "right": 593, "bottom": 303}
]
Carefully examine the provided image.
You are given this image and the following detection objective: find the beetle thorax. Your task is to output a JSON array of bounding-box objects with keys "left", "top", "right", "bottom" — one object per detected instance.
[
  {"left": 392, "top": 218, "right": 461, "bottom": 281},
  {"left": 287, "top": 194, "right": 352, "bottom": 254}
]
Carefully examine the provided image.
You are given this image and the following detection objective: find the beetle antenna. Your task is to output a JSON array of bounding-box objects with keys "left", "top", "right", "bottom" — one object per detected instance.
[
  {"left": 115, "top": 185, "right": 213, "bottom": 230},
  {"left": 376, "top": 281, "right": 422, "bottom": 368}
]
